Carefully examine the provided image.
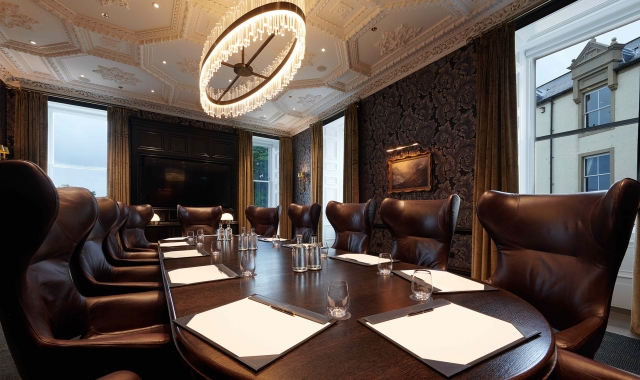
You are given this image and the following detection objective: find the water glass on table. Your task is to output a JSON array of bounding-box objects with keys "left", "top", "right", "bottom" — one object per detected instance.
[
  {"left": 327, "top": 280, "right": 351, "bottom": 320},
  {"left": 410, "top": 269, "right": 433, "bottom": 301},
  {"left": 321, "top": 241, "right": 329, "bottom": 258},
  {"left": 196, "top": 234, "right": 204, "bottom": 250},
  {"left": 186, "top": 231, "right": 195, "bottom": 246},
  {"left": 211, "top": 241, "right": 220, "bottom": 256},
  {"left": 240, "top": 252, "right": 256, "bottom": 277},
  {"left": 272, "top": 234, "right": 280, "bottom": 248},
  {"left": 377, "top": 253, "right": 393, "bottom": 275}
]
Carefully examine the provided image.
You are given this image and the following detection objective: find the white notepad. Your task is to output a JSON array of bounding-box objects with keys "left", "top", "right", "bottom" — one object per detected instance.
[
  {"left": 402, "top": 269, "right": 485, "bottom": 292},
  {"left": 161, "top": 241, "right": 190, "bottom": 247},
  {"left": 167, "top": 265, "right": 230, "bottom": 284},
  {"left": 184, "top": 298, "right": 330, "bottom": 358},
  {"left": 366, "top": 303, "right": 524, "bottom": 365},
  {"left": 162, "top": 237, "right": 186, "bottom": 241},
  {"left": 163, "top": 249, "right": 205, "bottom": 259},
  {"left": 339, "top": 254, "right": 390, "bottom": 265}
]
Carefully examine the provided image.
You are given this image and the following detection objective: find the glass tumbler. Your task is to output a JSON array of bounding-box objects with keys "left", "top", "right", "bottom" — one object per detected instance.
[
  {"left": 410, "top": 269, "right": 433, "bottom": 301},
  {"left": 211, "top": 241, "right": 220, "bottom": 256},
  {"left": 308, "top": 237, "right": 322, "bottom": 270},
  {"left": 196, "top": 234, "right": 204, "bottom": 250},
  {"left": 197, "top": 229, "right": 204, "bottom": 237},
  {"left": 272, "top": 234, "right": 280, "bottom": 248},
  {"left": 378, "top": 253, "right": 393, "bottom": 275},
  {"left": 327, "top": 280, "right": 350, "bottom": 320},
  {"left": 321, "top": 241, "right": 329, "bottom": 258},
  {"left": 186, "top": 231, "right": 195, "bottom": 246},
  {"left": 240, "top": 252, "right": 256, "bottom": 277}
]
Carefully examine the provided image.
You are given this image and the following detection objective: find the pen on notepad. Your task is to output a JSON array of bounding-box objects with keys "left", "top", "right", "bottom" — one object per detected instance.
[
  {"left": 271, "top": 305, "right": 295, "bottom": 317},
  {"left": 407, "top": 308, "right": 433, "bottom": 317}
]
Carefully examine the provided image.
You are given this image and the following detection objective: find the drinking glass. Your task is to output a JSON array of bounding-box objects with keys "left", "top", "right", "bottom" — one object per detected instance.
[
  {"left": 196, "top": 234, "right": 204, "bottom": 250},
  {"left": 211, "top": 241, "right": 220, "bottom": 256},
  {"left": 308, "top": 236, "right": 322, "bottom": 270},
  {"left": 377, "top": 253, "right": 393, "bottom": 275},
  {"left": 197, "top": 229, "right": 204, "bottom": 237},
  {"left": 327, "top": 280, "right": 350, "bottom": 320},
  {"left": 186, "top": 231, "right": 195, "bottom": 246},
  {"left": 272, "top": 234, "right": 280, "bottom": 248},
  {"left": 240, "top": 252, "right": 256, "bottom": 277},
  {"left": 410, "top": 269, "right": 433, "bottom": 301},
  {"left": 321, "top": 241, "right": 329, "bottom": 258}
]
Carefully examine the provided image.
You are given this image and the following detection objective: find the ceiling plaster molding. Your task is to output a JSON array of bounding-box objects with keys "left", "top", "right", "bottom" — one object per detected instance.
[
  {"left": 0, "top": 41, "right": 82, "bottom": 58},
  {"left": 0, "top": 2, "right": 40, "bottom": 31},
  {"left": 446, "top": 0, "right": 472, "bottom": 16},
  {"left": 43, "top": 56, "right": 65, "bottom": 81},
  {"left": 140, "top": 46, "right": 181, "bottom": 88},
  {"left": 374, "top": 24, "right": 422, "bottom": 55},
  {"left": 92, "top": 65, "right": 143, "bottom": 86},
  {"left": 95, "top": 0, "right": 130, "bottom": 8}
]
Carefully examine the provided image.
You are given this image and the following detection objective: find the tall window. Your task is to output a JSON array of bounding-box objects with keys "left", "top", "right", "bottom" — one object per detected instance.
[
  {"left": 252, "top": 136, "right": 279, "bottom": 207},
  {"left": 47, "top": 101, "right": 108, "bottom": 196},
  {"left": 584, "top": 153, "right": 611, "bottom": 191},
  {"left": 584, "top": 87, "right": 611, "bottom": 127}
]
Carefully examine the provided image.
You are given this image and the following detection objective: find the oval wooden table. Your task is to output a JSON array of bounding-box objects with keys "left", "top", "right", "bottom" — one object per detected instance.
[{"left": 160, "top": 237, "right": 556, "bottom": 379}]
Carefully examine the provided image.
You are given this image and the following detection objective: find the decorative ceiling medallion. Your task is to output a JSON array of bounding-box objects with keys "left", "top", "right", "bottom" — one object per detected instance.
[
  {"left": 178, "top": 57, "right": 199, "bottom": 77},
  {"left": 95, "top": 0, "right": 130, "bottom": 8},
  {"left": 301, "top": 52, "right": 315, "bottom": 67},
  {"left": 331, "top": 2, "right": 353, "bottom": 18},
  {"left": 0, "top": 2, "right": 39, "bottom": 31},
  {"left": 375, "top": 24, "right": 421, "bottom": 55},
  {"left": 199, "top": 0, "right": 306, "bottom": 118},
  {"left": 102, "top": 36, "right": 121, "bottom": 48},
  {"left": 297, "top": 94, "right": 321, "bottom": 107},
  {"left": 92, "top": 65, "right": 142, "bottom": 86}
]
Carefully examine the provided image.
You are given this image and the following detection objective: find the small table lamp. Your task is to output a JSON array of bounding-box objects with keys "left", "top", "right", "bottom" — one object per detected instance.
[
  {"left": 150, "top": 213, "right": 161, "bottom": 225},
  {"left": 0, "top": 145, "right": 9, "bottom": 160},
  {"left": 221, "top": 213, "right": 234, "bottom": 222}
]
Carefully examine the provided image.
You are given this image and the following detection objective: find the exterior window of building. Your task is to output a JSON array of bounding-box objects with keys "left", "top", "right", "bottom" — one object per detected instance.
[
  {"left": 583, "top": 153, "right": 610, "bottom": 192},
  {"left": 584, "top": 87, "right": 611, "bottom": 127},
  {"left": 252, "top": 136, "right": 279, "bottom": 207},
  {"left": 47, "top": 101, "right": 108, "bottom": 196}
]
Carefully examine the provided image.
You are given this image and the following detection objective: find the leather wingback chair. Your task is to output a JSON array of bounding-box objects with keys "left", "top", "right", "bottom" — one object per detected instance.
[
  {"left": 325, "top": 199, "right": 376, "bottom": 253},
  {"left": 0, "top": 161, "right": 177, "bottom": 379},
  {"left": 104, "top": 204, "right": 159, "bottom": 266},
  {"left": 245, "top": 205, "right": 281, "bottom": 236},
  {"left": 71, "top": 197, "right": 161, "bottom": 296},
  {"left": 477, "top": 178, "right": 640, "bottom": 358},
  {"left": 118, "top": 203, "right": 158, "bottom": 252},
  {"left": 288, "top": 203, "right": 322, "bottom": 243},
  {"left": 380, "top": 195, "right": 460, "bottom": 269},
  {"left": 177, "top": 205, "right": 223, "bottom": 235},
  {"left": 553, "top": 348, "right": 640, "bottom": 380}
]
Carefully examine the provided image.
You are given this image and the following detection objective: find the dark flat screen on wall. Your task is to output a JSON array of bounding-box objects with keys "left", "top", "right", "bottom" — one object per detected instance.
[{"left": 140, "top": 156, "right": 233, "bottom": 207}]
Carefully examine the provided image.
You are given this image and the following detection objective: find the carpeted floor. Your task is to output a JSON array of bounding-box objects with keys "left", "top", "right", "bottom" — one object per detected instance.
[{"left": 0, "top": 329, "right": 638, "bottom": 378}]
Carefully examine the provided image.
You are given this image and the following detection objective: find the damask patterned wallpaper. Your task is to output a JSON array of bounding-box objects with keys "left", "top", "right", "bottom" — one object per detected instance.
[
  {"left": 358, "top": 43, "right": 477, "bottom": 273},
  {"left": 292, "top": 127, "right": 311, "bottom": 206}
]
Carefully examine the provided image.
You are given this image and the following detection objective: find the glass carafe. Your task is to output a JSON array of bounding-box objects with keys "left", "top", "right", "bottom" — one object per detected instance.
[
  {"left": 238, "top": 227, "right": 247, "bottom": 251},
  {"left": 249, "top": 228, "right": 258, "bottom": 250},
  {"left": 225, "top": 223, "right": 232, "bottom": 241},
  {"left": 308, "top": 235, "right": 322, "bottom": 270},
  {"left": 217, "top": 223, "right": 223, "bottom": 241},
  {"left": 292, "top": 234, "right": 307, "bottom": 272}
]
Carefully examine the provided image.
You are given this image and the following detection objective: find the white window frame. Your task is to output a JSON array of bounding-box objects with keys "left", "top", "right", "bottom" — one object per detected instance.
[
  {"left": 584, "top": 86, "right": 612, "bottom": 128},
  {"left": 583, "top": 152, "right": 611, "bottom": 192},
  {"left": 252, "top": 136, "right": 279, "bottom": 208}
]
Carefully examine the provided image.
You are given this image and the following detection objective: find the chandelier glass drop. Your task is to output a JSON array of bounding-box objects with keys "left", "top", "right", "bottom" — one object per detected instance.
[{"left": 199, "top": 0, "right": 306, "bottom": 118}]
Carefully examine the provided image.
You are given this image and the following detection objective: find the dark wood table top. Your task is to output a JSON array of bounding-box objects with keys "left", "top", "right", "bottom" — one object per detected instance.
[{"left": 160, "top": 237, "right": 556, "bottom": 380}]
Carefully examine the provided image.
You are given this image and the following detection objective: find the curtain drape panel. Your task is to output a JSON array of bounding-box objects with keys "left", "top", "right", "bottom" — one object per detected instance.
[
  {"left": 471, "top": 22, "right": 519, "bottom": 281},
  {"left": 343, "top": 103, "right": 359, "bottom": 204},
  {"left": 107, "top": 107, "right": 131, "bottom": 204},
  {"left": 237, "top": 129, "right": 254, "bottom": 232},
  {"left": 15, "top": 91, "right": 48, "bottom": 171},
  {"left": 632, "top": 213, "right": 640, "bottom": 334},
  {"left": 311, "top": 121, "right": 323, "bottom": 241},
  {"left": 279, "top": 137, "right": 293, "bottom": 239}
]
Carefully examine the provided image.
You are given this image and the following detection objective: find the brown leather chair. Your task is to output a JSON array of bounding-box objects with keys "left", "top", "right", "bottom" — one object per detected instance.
[
  {"left": 380, "top": 195, "right": 460, "bottom": 269},
  {"left": 325, "top": 199, "right": 376, "bottom": 253},
  {"left": 477, "top": 178, "right": 640, "bottom": 358},
  {"left": 0, "top": 161, "right": 178, "bottom": 379},
  {"left": 245, "top": 205, "right": 281, "bottom": 236},
  {"left": 288, "top": 203, "right": 321, "bottom": 243},
  {"left": 104, "top": 204, "right": 159, "bottom": 266},
  {"left": 553, "top": 348, "right": 640, "bottom": 380},
  {"left": 118, "top": 203, "right": 159, "bottom": 252},
  {"left": 71, "top": 197, "right": 162, "bottom": 296},
  {"left": 177, "top": 205, "right": 223, "bottom": 235},
  {"left": 99, "top": 371, "right": 143, "bottom": 380}
]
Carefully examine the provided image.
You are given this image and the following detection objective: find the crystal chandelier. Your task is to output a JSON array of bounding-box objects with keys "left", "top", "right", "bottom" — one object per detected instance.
[{"left": 199, "top": 0, "right": 306, "bottom": 118}]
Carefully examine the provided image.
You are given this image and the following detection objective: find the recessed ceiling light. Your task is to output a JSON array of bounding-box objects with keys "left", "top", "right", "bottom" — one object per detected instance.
[
  {"left": 80, "top": 74, "right": 85, "bottom": 77},
  {"left": 152, "top": 2, "right": 160, "bottom": 8},
  {"left": 151, "top": 90, "right": 155, "bottom": 93},
  {"left": 229, "top": 79, "right": 232, "bottom": 82},
  {"left": 321, "top": 48, "right": 325, "bottom": 52},
  {"left": 371, "top": 26, "right": 377, "bottom": 32},
  {"left": 29, "top": 40, "right": 36, "bottom": 45},
  {"left": 101, "top": 12, "right": 109, "bottom": 18},
  {"left": 293, "top": 108, "right": 295, "bottom": 110},
  {"left": 162, "top": 60, "right": 166, "bottom": 64}
]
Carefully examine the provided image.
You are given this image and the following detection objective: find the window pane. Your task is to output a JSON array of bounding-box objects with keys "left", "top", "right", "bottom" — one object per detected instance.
[
  {"left": 600, "top": 108, "right": 610, "bottom": 125},
  {"left": 254, "top": 181, "right": 268, "bottom": 207},
  {"left": 253, "top": 146, "right": 269, "bottom": 181},
  {"left": 585, "top": 111, "right": 596, "bottom": 127},
  {"left": 599, "top": 174, "right": 610, "bottom": 190},
  {"left": 597, "top": 154, "right": 609, "bottom": 174},
  {"left": 585, "top": 92, "right": 598, "bottom": 112},
  {"left": 51, "top": 109, "right": 107, "bottom": 167},
  {"left": 598, "top": 88, "right": 610, "bottom": 108},
  {"left": 585, "top": 157, "right": 597, "bottom": 176},
  {"left": 586, "top": 177, "right": 599, "bottom": 192},
  {"left": 50, "top": 167, "right": 106, "bottom": 197}
]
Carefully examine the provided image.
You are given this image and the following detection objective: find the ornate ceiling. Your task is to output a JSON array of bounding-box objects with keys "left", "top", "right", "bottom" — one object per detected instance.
[{"left": 0, "top": 0, "right": 540, "bottom": 135}]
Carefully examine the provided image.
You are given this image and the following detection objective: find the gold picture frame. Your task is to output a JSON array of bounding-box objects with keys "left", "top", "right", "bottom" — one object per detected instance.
[{"left": 388, "top": 153, "right": 432, "bottom": 193}]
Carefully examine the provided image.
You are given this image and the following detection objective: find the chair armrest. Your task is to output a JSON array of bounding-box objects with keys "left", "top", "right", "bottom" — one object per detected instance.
[
  {"left": 86, "top": 291, "right": 167, "bottom": 334},
  {"left": 554, "top": 348, "right": 640, "bottom": 380},
  {"left": 113, "top": 265, "right": 160, "bottom": 283},
  {"left": 554, "top": 315, "right": 604, "bottom": 352}
]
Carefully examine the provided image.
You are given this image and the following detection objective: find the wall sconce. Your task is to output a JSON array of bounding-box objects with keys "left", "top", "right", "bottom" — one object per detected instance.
[
  {"left": 298, "top": 172, "right": 308, "bottom": 192},
  {"left": 386, "top": 142, "right": 419, "bottom": 153},
  {"left": 150, "top": 213, "right": 161, "bottom": 225},
  {"left": 0, "top": 145, "right": 9, "bottom": 160},
  {"left": 539, "top": 106, "right": 545, "bottom": 113}
]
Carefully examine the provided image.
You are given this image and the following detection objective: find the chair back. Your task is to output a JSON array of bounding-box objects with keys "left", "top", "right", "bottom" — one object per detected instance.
[
  {"left": 380, "top": 195, "right": 460, "bottom": 269},
  {"left": 288, "top": 203, "right": 321, "bottom": 243},
  {"left": 177, "top": 205, "right": 223, "bottom": 235},
  {"left": 106, "top": 202, "right": 129, "bottom": 260},
  {"left": 477, "top": 178, "right": 640, "bottom": 356},
  {"left": 118, "top": 204, "right": 154, "bottom": 250},
  {"left": 326, "top": 199, "right": 376, "bottom": 253},
  {"left": 245, "top": 205, "right": 281, "bottom": 236}
]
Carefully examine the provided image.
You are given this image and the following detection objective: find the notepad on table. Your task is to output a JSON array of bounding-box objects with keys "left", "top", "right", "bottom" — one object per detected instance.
[
  {"left": 162, "top": 249, "right": 206, "bottom": 259},
  {"left": 329, "top": 253, "right": 398, "bottom": 266},
  {"left": 394, "top": 269, "right": 496, "bottom": 293},
  {"left": 160, "top": 241, "right": 190, "bottom": 247},
  {"left": 161, "top": 237, "right": 186, "bottom": 241},
  {"left": 166, "top": 264, "right": 238, "bottom": 287}
]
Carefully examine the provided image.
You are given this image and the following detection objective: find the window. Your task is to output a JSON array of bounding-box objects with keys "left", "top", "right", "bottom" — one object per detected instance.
[
  {"left": 583, "top": 153, "right": 611, "bottom": 192},
  {"left": 47, "top": 101, "right": 108, "bottom": 196},
  {"left": 252, "top": 136, "right": 279, "bottom": 207},
  {"left": 584, "top": 87, "right": 611, "bottom": 127}
]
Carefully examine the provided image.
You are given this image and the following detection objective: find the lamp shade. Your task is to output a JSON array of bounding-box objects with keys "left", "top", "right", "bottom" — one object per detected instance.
[
  {"left": 151, "top": 213, "right": 161, "bottom": 222},
  {"left": 221, "top": 213, "right": 234, "bottom": 221}
]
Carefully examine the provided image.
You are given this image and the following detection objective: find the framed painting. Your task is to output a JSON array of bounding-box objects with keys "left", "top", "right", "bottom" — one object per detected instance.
[{"left": 388, "top": 153, "right": 432, "bottom": 193}]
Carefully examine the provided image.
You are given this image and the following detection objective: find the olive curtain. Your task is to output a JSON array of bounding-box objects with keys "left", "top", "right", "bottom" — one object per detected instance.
[
  {"left": 471, "top": 22, "right": 519, "bottom": 281},
  {"left": 632, "top": 213, "right": 640, "bottom": 334},
  {"left": 279, "top": 136, "right": 293, "bottom": 239},
  {"left": 15, "top": 90, "right": 48, "bottom": 171},
  {"left": 107, "top": 106, "right": 131, "bottom": 204},
  {"left": 343, "top": 103, "right": 359, "bottom": 203},
  {"left": 237, "top": 129, "right": 254, "bottom": 232},
  {"left": 311, "top": 120, "right": 323, "bottom": 241}
]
